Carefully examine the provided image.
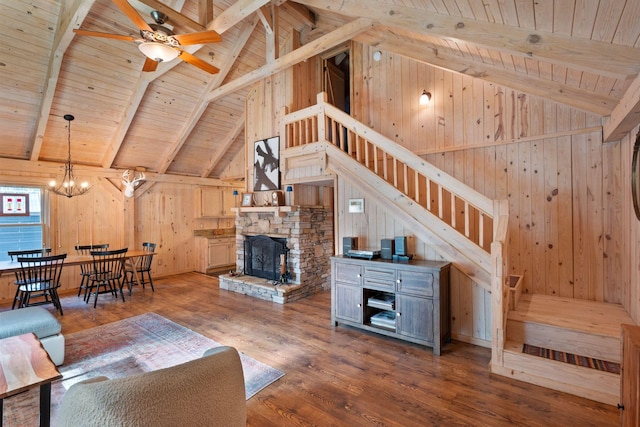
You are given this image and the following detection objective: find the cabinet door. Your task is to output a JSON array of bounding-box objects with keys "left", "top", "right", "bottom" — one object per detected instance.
[
  {"left": 208, "top": 240, "right": 232, "bottom": 268},
  {"left": 335, "top": 283, "right": 362, "bottom": 323},
  {"left": 197, "top": 188, "right": 224, "bottom": 217},
  {"left": 227, "top": 240, "right": 236, "bottom": 266},
  {"left": 334, "top": 261, "right": 362, "bottom": 285},
  {"left": 397, "top": 269, "right": 434, "bottom": 297},
  {"left": 396, "top": 294, "right": 433, "bottom": 343}
]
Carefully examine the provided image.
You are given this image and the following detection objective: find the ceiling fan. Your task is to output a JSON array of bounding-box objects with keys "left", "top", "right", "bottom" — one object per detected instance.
[{"left": 73, "top": 0, "right": 221, "bottom": 74}]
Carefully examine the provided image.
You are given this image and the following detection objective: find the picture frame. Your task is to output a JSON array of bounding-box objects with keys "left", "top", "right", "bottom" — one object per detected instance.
[
  {"left": 348, "top": 198, "right": 365, "bottom": 213},
  {"left": 0, "top": 193, "right": 29, "bottom": 216},
  {"left": 241, "top": 193, "right": 253, "bottom": 207},
  {"left": 253, "top": 136, "right": 280, "bottom": 191}
]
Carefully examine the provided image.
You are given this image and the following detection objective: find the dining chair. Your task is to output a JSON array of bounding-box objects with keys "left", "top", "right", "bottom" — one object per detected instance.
[
  {"left": 87, "top": 248, "right": 128, "bottom": 308},
  {"left": 124, "top": 242, "right": 156, "bottom": 295},
  {"left": 15, "top": 253, "right": 67, "bottom": 315},
  {"left": 75, "top": 243, "right": 109, "bottom": 301},
  {"left": 8, "top": 248, "right": 52, "bottom": 309}
]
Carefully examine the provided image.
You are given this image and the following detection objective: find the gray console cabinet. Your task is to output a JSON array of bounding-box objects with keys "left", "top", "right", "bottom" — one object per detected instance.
[{"left": 331, "top": 256, "right": 451, "bottom": 355}]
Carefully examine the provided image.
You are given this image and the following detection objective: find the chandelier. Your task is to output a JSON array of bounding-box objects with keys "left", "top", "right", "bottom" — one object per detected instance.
[{"left": 48, "top": 114, "right": 91, "bottom": 198}]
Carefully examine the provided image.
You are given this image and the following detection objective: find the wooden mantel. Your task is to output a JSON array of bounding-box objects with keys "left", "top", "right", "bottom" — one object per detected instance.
[{"left": 231, "top": 206, "right": 298, "bottom": 217}]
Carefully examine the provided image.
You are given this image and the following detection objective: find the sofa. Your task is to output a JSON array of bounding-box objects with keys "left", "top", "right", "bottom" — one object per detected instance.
[
  {"left": 0, "top": 306, "right": 64, "bottom": 365},
  {"left": 56, "top": 346, "right": 247, "bottom": 427}
]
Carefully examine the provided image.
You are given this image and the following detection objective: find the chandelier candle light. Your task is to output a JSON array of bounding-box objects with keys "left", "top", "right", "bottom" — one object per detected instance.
[{"left": 49, "top": 114, "right": 91, "bottom": 198}]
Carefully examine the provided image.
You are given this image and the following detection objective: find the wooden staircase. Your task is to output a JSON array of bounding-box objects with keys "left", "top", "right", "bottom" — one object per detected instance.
[
  {"left": 495, "top": 294, "right": 633, "bottom": 405},
  {"left": 278, "top": 92, "right": 633, "bottom": 406}
]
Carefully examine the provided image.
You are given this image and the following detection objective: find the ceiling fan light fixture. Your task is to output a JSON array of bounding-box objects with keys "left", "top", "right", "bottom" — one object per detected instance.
[{"left": 138, "top": 42, "right": 179, "bottom": 63}]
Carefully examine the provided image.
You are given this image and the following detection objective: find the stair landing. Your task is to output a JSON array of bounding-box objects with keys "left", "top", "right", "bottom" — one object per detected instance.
[
  {"left": 497, "top": 294, "right": 635, "bottom": 405},
  {"left": 509, "top": 294, "right": 633, "bottom": 340}
]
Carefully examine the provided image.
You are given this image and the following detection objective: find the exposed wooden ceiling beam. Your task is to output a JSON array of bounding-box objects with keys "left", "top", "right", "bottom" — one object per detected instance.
[
  {"left": 201, "top": 112, "right": 246, "bottom": 177},
  {"left": 101, "top": 80, "right": 151, "bottom": 168},
  {"left": 280, "top": 1, "right": 315, "bottom": 28},
  {"left": 208, "top": 0, "right": 272, "bottom": 34},
  {"left": 100, "top": 1, "right": 262, "bottom": 170},
  {"left": 135, "top": 0, "right": 206, "bottom": 31},
  {"left": 30, "top": 0, "right": 97, "bottom": 161},
  {"left": 293, "top": 0, "right": 640, "bottom": 80},
  {"left": 205, "top": 17, "right": 376, "bottom": 103},
  {"left": 157, "top": 15, "right": 260, "bottom": 174},
  {"left": 603, "top": 73, "right": 640, "bottom": 142},
  {"left": 198, "top": 0, "right": 213, "bottom": 26},
  {"left": 356, "top": 29, "right": 617, "bottom": 116},
  {"left": 0, "top": 158, "right": 237, "bottom": 187}
]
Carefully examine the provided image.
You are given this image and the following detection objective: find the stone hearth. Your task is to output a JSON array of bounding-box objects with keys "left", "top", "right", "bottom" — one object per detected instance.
[{"left": 219, "top": 206, "right": 333, "bottom": 303}]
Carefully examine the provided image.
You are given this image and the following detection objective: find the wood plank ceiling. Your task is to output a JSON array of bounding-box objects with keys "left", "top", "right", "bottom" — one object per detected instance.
[{"left": 1, "top": 0, "right": 640, "bottom": 184}]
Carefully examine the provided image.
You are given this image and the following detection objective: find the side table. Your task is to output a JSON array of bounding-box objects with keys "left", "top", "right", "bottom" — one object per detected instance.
[{"left": 0, "top": 333, "right": 62, "bottom": 427}]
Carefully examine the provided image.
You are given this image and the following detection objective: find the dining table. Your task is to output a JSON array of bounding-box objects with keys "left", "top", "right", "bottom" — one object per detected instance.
[{"left": 0, "top": 250, "right": 155, "bottom": 291}]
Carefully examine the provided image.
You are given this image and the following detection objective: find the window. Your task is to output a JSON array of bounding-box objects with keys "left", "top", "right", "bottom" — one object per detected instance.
[{"left": 0, "top": 186, "right": 44, "bottom": 261}]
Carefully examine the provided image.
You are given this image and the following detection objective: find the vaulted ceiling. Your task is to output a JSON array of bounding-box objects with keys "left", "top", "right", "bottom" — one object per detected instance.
[{"left": 2, "top": 0, "right": 640, "bottom": 185}]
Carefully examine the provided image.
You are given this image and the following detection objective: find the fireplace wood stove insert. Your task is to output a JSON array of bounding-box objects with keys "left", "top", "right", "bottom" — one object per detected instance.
[{"left": 244, "top": 235, "right": 289, "bottom": 282}]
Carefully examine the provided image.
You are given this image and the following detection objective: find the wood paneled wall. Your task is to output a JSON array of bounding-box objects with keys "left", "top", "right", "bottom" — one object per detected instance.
[
  {"left": 245, "top": 33, "right": 318, "bottom": 197},
  {"left": 350, "top": 42, "right": 635, "bottom": 309},
  {"left": 0, "top": 179, "right": 202, "bottom": 303},
  {"left": 335, "top": 176, "right": 492, "bottom": 345}
]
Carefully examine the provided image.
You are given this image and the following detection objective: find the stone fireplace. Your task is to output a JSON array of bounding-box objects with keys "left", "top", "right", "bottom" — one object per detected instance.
[{"left": 219, "top": 206, "right": 333, "bottom": 303}]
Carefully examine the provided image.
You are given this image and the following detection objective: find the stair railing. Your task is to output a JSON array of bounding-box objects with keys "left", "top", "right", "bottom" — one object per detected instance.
[{"left": 282, "top": 93, "right": 497, "bottom": 251}]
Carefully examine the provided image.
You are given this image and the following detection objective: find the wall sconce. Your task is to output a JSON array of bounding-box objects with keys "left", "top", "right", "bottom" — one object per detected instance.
[
  {"left": 285, "top": 185, "right": 293, "bottom": 206},
  {"left": 419, "top": 90, "right": 431, "bottom": 106}
]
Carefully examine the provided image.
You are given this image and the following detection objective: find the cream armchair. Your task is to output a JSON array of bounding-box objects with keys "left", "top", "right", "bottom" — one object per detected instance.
[{"left": 56, "top": 346, "right": 246, "bottom": 427}]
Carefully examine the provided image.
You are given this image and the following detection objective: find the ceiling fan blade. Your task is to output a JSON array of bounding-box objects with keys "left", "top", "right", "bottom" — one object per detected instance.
[
  {"left": 173, "top": 30, "right": 222, "bottom": 46},
  {"left": 178, "top": 51, "right": 220, "bottom": 74},
  {"left": 73, "top": 29, "right": 136, "bottom": 42},
  {"left": 113, "top": 0, "right": 153, "bottom": 32},
  {"left": 142, "top": 57, "right": 159, "bottom": 72}
]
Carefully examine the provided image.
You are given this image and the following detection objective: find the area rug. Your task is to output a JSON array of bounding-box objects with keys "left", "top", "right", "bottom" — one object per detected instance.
[
  {"left": 2, "top": 312, "right": 284, "bottom": 426},
  {"left": 522, "top": 343, "right": 620, "bottom": 374}
]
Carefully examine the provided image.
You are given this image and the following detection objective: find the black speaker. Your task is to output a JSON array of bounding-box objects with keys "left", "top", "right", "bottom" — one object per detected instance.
[
  {"left": 381, "top": 239, "right": 394, "bottom": 259},
  {"left": 343, "top": 237, "right": 358, "bottom": 254},
  {"left": 395, "top": 236, "right": 407, "bottom": 256}
]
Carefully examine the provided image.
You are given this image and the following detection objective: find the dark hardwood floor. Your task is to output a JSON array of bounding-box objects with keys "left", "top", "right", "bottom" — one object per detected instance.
[{"left": 2, "top": 272, "right": 618, "bottom": 426}]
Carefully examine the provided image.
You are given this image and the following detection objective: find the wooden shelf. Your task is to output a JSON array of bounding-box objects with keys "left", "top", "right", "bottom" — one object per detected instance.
[{"left": 231, "top": 206, "right": 298, "bottom": 217}]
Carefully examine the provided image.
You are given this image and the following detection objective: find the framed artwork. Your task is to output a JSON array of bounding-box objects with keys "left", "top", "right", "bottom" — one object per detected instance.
[
  {"left": 348, "top": 198, "right": 365, "bottom": 213},
  {"left": 241, "top": 193, "right": 253, "bottom": 207},
  {"left": 253, "top": 136, "right": 280, "bottom": 191},
  {"left": 0, "top": 194, "right": 29, "bottom": 216}
]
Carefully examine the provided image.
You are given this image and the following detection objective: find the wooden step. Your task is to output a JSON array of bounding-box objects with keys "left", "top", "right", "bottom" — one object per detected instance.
[
  {"left": 495, "top": 340, "right": 620, "bottom": 405},
  {"left": 507, "top": 294, "right": 633, "bottom": 363}
]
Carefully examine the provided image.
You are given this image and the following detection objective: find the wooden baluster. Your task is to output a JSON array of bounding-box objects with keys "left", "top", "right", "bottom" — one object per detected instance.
[
  {"left": 426, "top": 178, "right": 432, "bottom": 211},
  {"left": 373, "top": 145, "right": 379, "bottom": 175},
  {"left": 438, "top": 185, "right": 444, "bottom": 219},
  {"left": 415, "top": 173, "right": 421, "bottom": 205},
  {"left": 403, "top": 164, "right": 409, "bottom": 195},
  {"left": 451, "top": 195, "right": 457, "bottom": 229},
  {"left": 382, "top": 150, "right": 388, "bottom": 180},
  {"left": 464, "top": 201, "right": 470, "bottom": 238},
  {"left": 479, "top": 211, "right": 485, "bottom": 249}
]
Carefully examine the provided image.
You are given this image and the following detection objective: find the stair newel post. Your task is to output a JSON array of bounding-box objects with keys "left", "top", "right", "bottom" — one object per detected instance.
[
  {"left": 490, "top": 199, "right": 509, "bottom": 370},
  {"left": 279, "top": 106, "right": 289, "bottom": 148},
  {"left": 317, "top": 92, "right": 327, "bottom": 142}
]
